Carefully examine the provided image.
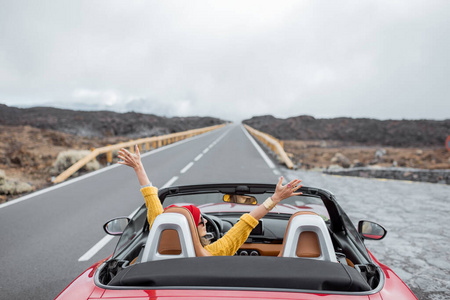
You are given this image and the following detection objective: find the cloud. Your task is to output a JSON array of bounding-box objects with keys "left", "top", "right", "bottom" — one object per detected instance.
[{"left": 1, "top": 0, "right": 449, "bottom": 122}]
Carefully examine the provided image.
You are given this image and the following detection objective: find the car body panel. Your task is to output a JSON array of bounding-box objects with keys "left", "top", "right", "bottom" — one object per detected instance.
[
  {"left": 55, "top": 261, "right": 104, "bottom": 300},
  {"left": 57, "top": 267, "right": 411, "bottom": 300},
  {"left": 56, "top": 183, "right": 417, "bottom": 300},
  {"left": 99, "top": 289, "right": 372, "bottom": 299},
  {"left": 368, "top": 252, "right": 418, "bottom": 300}
]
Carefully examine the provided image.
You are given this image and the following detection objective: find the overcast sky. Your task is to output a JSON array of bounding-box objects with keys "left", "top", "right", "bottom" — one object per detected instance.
[{"left": 1, "top": 0, "right": 449, "bottom": 122}]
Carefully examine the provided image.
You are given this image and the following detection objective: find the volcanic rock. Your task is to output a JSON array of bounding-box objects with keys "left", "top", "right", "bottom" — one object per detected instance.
[
  {"left": 0, "top": 104, "right": 226, "bottom": 138},
  {"left": 243, "top": 115, "right": 450, "bottom": 147}
]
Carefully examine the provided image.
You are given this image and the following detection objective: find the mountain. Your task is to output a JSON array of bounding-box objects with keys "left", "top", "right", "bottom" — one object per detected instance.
[
  {"left": 243, "top": 115, "right": 450, "bottom": 147},
  {"left": 0, "top": 104, "right": 226, "bottom": 138}
]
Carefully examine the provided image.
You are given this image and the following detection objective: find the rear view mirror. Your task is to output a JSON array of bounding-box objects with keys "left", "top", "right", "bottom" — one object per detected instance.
[
  {"left": 223, "top": 194, "right": 257, "bottom": 205},
  {"left": 103, "top": 217, "right": 130, "bottom": 236},
  {"left": 358, "top": 220, "right": 387, "bottom": 240}
]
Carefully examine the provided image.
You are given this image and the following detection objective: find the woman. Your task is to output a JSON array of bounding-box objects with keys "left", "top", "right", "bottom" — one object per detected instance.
[{"left": 118, "top": 145, "right": 302, "bottom": 256}]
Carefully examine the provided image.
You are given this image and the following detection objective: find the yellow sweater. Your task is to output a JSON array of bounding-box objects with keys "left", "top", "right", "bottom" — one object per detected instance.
[{"left": 141, "top": 186, "right": 259, "bottom": 256}]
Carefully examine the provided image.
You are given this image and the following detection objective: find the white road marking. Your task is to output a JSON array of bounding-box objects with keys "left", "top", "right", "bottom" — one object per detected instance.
[
  {"left": 162, "top": 176, "right": 179, "bottom": 188},
  {"left": 241, "top": 125, "right": 276, "bottom": 169},
  {"left": 203, "top": 148, "right": 209, "bottom": 154},
  {"left": 194, "top": 153, "right": 203, "bottom": 161},
  {"left": 180, "top": 162, "right": 194, "bottom": 174},
  {"left": 78, "top": 235, "right": 114, "bottom": 262}
]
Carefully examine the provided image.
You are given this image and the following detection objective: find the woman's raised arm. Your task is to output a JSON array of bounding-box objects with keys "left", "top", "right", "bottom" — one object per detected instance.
[{"left": 249, "top": 176, "right": 302, "bottom": 220}]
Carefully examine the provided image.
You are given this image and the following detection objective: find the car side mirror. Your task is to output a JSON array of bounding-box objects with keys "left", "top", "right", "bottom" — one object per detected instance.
[
  {"left": 223, "top": 194, "right": 257, "bottom": 205},
  {"left": 358, "top": 220, "right": 387, "bottom": 240},
  {"left": 103, "top": 217, "right": 130, "bottom": 236}
]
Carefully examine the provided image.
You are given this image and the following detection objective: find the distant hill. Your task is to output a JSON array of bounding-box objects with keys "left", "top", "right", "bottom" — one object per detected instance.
[
  {"left": 0, "top": 104, "right": 226, "bottom": 138},
  {"left": 243, "top": 115, "right": 450, "bottom": 147}
]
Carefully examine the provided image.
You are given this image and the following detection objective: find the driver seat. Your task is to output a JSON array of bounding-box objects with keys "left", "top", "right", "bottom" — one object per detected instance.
[{"left": 140, "top": 207, "right": 209, "bottom": 262}]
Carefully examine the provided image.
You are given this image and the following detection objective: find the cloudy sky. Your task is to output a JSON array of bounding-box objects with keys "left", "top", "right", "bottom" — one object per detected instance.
[{"left": 1, "top": 0, "right": 449, "bottom": 122}]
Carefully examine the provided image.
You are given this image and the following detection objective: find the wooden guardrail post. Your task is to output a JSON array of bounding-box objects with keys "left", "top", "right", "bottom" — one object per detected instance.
[{"left": 106, "top": 145, "right": 112, "bottom": 164}]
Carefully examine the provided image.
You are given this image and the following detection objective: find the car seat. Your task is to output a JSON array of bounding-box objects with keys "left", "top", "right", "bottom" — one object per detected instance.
[
  {"left": 140, "top": 206, "right": 208, "bottom": 262},
  {"left": 279, "top": 211, "right": 337, "bottom": 262}
]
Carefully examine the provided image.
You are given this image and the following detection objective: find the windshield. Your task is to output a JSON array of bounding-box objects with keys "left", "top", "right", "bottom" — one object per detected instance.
[{"left": 163, "top": 192, "right": 329, "bottom": 220}]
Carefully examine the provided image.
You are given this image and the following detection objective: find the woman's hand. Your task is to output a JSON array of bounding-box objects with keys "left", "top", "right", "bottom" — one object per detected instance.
[
  {"left": 118, "top": 145, "right": 143, "bottom": 171},
  {"left": 271, "top": 176, "right": 302, "bottom": 203},
  {"left": 118, "top": 145, "right": 151, "bottom": 186}
]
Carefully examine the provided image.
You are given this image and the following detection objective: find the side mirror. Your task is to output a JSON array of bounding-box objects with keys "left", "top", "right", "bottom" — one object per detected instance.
[
  {"left": 223, "top": 194, "right": 257, "bottom": 205},
  {"left": 103, "top": 217, "right": 130, "bottom": 236},
  {"left": 358, "top": 220, "right": 387, "bottom": 240}
]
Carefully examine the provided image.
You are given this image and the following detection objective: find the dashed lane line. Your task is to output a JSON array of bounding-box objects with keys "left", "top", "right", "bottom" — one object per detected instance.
[
  {"left": 162, "top": 176, "right": 179, "bottom": 188},
  {"left": 180, "top": 162, "right": 194, "bottom": 174},
  {"left": 179, "top": 129, "right": 230, "bottom": 175}
]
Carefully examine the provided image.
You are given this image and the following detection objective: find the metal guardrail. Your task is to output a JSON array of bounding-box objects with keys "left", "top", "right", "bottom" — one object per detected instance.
[
  {"left": 244, "top": 124, "right": 295, "bottom": 169},
  {"left": 52, "top": 124, "right": 226, "bottom": 184}
]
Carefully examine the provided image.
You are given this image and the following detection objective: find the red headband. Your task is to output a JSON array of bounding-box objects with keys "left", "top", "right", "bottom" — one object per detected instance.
[{"left": 166, "top": 204, "right": 201, "bottom": 225}]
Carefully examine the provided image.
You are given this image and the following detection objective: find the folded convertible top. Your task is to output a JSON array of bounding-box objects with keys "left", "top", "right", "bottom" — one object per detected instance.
[{"left": 108, "top": 256, "right": 371, "bottom": 292}]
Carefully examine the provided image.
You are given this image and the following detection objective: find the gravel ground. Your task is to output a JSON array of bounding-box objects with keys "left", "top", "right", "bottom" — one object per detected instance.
[{"left": 284, "top": 169, "right": 450, "bottom": 300}]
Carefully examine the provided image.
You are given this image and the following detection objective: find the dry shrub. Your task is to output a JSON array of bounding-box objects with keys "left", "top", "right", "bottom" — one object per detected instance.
[
  {"left": 51, "top": 150, "right": 100, "bottom": 176},
  {"left": 0, "top": 169, "right": 34, "bottom": 195}
]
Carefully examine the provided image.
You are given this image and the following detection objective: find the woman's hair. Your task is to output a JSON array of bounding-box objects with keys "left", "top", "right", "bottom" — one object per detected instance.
[
  {"left": 199, "top": 235, "right": 211, "bottom": 247},
  {"left": 166, "top": 204, "right": 209, "bottom": 246}
]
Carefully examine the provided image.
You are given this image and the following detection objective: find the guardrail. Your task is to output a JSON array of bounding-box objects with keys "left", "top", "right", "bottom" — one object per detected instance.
[
  {"left": 52, "top": 124, "right": 226, "bottom": 184},
  {"left": 243, "top": 124, "right": 295, "bottom": 169}
]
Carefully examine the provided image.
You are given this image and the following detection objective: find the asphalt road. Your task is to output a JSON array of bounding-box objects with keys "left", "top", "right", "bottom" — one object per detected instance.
[
  {"left": 1, "top": 123, "right": 448, "bottom": 300},
  {"left": 0, "top": 123, "right": 281, "bottom": 300}
]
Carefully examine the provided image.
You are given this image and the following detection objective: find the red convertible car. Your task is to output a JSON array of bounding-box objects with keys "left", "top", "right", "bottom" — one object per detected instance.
[{"left": 56, "top": 183, "right": 418, "bottom": 299}]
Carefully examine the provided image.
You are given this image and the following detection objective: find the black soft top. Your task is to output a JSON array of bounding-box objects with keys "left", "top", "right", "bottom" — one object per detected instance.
[{"left": 109, "top": 256, "right": 371, "bottom": 292}]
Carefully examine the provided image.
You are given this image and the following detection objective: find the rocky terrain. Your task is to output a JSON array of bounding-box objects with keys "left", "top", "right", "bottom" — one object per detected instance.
[
  {"left": 244, "top": 115, "right": 450, "bottom": 172},
  {"left": 1, "top": 106, "right": 449, "bottom": 203},
  {"left": 282, "top": 140, "right": 450, "bottom": 170},
  {"left": 0, "top": 104, "right": 226, "bottom": 203},
  {"left": 244, "top": 115, "right": 449, "bottom": 147}
]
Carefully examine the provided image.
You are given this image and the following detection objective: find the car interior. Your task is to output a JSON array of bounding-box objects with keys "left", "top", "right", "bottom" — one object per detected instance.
[{"left": 96, "top": 184, "right": 386, "bottom": 294}]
